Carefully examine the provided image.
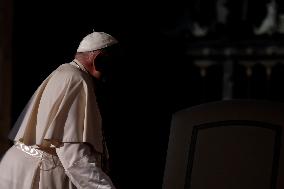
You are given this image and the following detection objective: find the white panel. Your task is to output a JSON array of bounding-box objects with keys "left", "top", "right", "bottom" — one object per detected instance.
[
  {"left": 163, "top": 100, "right": 284, "bottom": 189},
  {"left": 190, "top": 126, "right": 275, "bottom": 189}
]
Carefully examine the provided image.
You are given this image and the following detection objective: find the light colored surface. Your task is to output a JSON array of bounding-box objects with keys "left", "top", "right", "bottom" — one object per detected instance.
[
  {"left": 191, "top": 126, "right": 274, "bottom": 189},
  {"left": 163, "top": 100, "right": 284, "bottom": 189},
  {"left": 77, "top": 32, "right": 118, "bottom": 52},
  {"left": 9, "top": 63, "right": 104, "bottom": 153}
]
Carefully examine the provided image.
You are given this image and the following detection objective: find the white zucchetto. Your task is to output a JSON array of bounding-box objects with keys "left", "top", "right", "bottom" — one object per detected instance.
[{"left": 77, "top": 31, "right": 118, "bottom": 52}]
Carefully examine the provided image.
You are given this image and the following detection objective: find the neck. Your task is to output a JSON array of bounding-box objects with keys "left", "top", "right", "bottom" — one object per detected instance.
[
  {"left": 74, "top": 59, "right": 101, "bottom": 79},
  {"left": 73, "top": 59, "right": 89, "bottom": 74}
]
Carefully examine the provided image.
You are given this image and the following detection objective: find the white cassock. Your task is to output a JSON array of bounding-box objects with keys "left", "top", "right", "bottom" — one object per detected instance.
[{"left": 0, "top": 60, "right": 116, "bottom": 189}]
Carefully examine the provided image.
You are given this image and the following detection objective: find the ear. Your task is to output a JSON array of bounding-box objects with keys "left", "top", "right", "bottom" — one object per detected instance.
[{"left": 91, "top": 51, "right": 101, "bottom": 68}]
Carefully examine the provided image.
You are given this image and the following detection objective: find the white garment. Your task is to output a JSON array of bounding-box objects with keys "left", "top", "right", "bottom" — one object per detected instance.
[
  {"left": 0, "top": 61, "right": 116, "bottom": 188},
  {"left": 56, "top": 143, "right": 116, "bottom": 189},
  {"left": 9, "top": 61, "right": 103, "bottom": 153},
  {"left": 0, "top": 142, "right": 115, "bottom": 189}
]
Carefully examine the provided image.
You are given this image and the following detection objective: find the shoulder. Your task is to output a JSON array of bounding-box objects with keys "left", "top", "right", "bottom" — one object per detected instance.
[{"left": 53, "top": 63, "right": 90, "bottom": 84}]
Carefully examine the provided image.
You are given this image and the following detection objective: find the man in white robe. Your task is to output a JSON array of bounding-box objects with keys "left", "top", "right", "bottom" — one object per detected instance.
[{"left": 0, "top": 31, "right": 118, "bottom": 189}]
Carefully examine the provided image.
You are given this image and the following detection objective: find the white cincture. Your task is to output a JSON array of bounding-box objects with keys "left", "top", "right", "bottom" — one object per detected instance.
[{"left": 14, "top": 141, "right": 43, "bottom": 159}]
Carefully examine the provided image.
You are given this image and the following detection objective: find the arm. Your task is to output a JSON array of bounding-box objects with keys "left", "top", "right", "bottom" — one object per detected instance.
[{"left": 56, "top": 142, "right": 116, "bottom": 189}]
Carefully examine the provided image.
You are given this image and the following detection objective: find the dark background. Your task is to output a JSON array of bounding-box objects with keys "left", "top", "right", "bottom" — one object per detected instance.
[
  {"left": 11, "top": 0, "right": 284, "bottom": 188},
  {"left": 12, "top": 1, "right": 181, "bottom": 188}
]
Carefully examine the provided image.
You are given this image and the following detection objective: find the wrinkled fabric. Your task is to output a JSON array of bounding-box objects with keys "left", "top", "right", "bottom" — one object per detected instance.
[
  {"left": 0, "top": 142, "right": 115, "bottom": 189},
  {"left": 9, "top": 62, "right": 103, "bottom": 153},
  {"left": 0, "top": 144, "right": 74, "bottom": 189},
  {"left": 56, "top": 143, "right": 116, "bottom": 189},
  {"left": 0, "top": 61, "right": 116, "bottom": 188}
]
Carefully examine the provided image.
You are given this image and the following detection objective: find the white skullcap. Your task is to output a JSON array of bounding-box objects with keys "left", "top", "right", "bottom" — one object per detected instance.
[{"left": 77, "top": 31, "right": 118, "bottom": 52}]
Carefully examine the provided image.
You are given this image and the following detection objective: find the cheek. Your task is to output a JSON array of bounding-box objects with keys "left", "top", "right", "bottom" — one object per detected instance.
[{"left": 91, "top": 69, "right": 102, "bottom": 79}]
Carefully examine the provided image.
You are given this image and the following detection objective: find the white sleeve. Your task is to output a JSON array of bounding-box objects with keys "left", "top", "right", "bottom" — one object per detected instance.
[{"left": 56, "top": 142, "right": 116, "bottom": 189}]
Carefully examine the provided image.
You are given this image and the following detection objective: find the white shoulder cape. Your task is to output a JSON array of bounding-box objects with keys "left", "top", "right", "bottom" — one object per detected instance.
[{"left": 9, "top": 63, "right": 103, "bottom": 153}]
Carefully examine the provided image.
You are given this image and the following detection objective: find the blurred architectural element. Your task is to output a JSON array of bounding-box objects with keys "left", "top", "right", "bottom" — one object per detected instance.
[
  {"left": 162, "top": 0, "right": 284, "bottom": 39},
  {"left": 254, "top": 0, "right": 277, "bottom": 35},
  {"left": 216, "top": 0, "right": 229, "bottom": 24},
  {"left": 160, "top": 0, "right": 284, "bottom": 104},
  {"left": 0, "top": 0, "right": 13, "bottom": 156},
  {"left": 278, "top": 14, "right": 284, "bottom": 33},
  {"left": 194, "top": 59, "right": 215, "bottom": 78},
  {"left": 191, "top": 22, "right": 208, "bottom": 37},
  {"left": 186, "top": 42, "right": 284, "bottom": 101}
]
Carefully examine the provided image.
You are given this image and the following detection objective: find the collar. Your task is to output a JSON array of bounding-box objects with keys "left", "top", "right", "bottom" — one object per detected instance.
[{"left": 70, "top": 59, "right": 90, "bottom": 75}]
